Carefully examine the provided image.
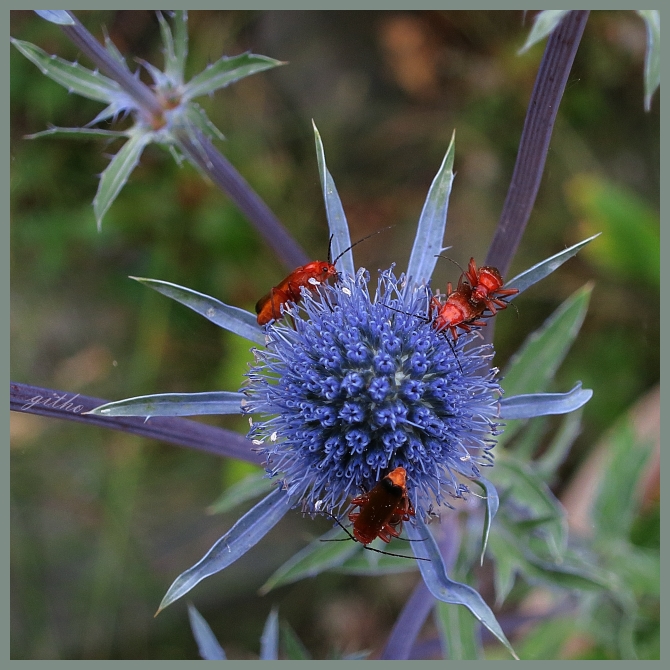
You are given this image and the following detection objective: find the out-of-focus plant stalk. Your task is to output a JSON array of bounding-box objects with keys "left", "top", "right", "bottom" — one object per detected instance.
[
  {"left": 486, "top": 10, "right": 590, "bottom": 276},
  {"left": 10, "top": 382, "right": 262, "bottom": 464}
]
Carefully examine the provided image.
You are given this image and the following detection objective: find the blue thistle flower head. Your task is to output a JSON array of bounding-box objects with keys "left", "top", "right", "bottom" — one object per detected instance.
[
  {"left": 243, "top": 266, "right": 502, "bottom": 517},
  {"left": 92, "top": 125, "right": 592, "bottom": 632}
]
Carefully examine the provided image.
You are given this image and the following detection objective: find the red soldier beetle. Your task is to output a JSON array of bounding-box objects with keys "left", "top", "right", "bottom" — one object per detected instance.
[
  {"left": 460, "top": 257, "right": 519, "bottom": 315},
  {"left": 318, "top": 467, "right": 429, "bottom": 561},
  {"left": 435, "top": 255, "right": 519, "bottom": 317},
  {"left": 255, "top": 227, "right": 392, "bottom": 325},
  {"left": 428, "top": 281, "right": 488, "bottom": 341}
]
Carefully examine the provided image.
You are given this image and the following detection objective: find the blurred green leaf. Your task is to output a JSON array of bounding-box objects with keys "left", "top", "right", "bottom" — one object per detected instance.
[
  {"left": 280, "top": 621, "right": 311, "bottom": 660},
  {"left": 515, "top": 616, "right": 574, "bottom": 660},
  {"left": 499, "top": 285, "right": 592, "bottom": 445},
  {"left": 518, "top": 10, "right": 571, "bottom": 54},
  {"left": 565, "top": 174, "right": 659, "bottom": 287},
  {"left": 592, "top": 421, "right": 654, "bottom": 540},
  {"left": 94, "top": 132, "right": 151, "bottom": 230},
  {"left": 488, "top": 524, "right": 611, "bottom": 606},
  {"left": 184, "top": 52, "right": 284, "bottom": 100},
  {"left": 259, "top": 526, "right": 360, "bottom": 594},
  {"left": 208, "top": 471, "right": 273, "bottom": 515},
  {"left": 435, "top": 599, "right": 482, "bottom": 660},
  {"left": 491, "top": 457, "right": 567, "bottom": 558},
  {"left": 535, "top": 409, "right": 584, "bottom": 480},
  {"left": 636, "top": 11, "right": 660, "bottom": 111},
  {"left": 11, "top": 37, "right": 121, "bottom": 102},
  {"left": 157, "top": 10, "right": 188, "bottom": 85}
]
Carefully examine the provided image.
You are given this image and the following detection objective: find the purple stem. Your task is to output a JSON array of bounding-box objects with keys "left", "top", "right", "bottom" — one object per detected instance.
[
  {"left": 10, "top": 382, "right": 263, "bottom": 465},
  {"left": 59, "top": 11, "right": 163, "bottom": 117},
  {"left": 378, "top": 515, "right": 460, "bottom": 660},
  {"left": 485, "top": 11, "right": 590, "bottom": 276},
  {"left": 54, "top": 11, "right": 308, "bottom": 271}
]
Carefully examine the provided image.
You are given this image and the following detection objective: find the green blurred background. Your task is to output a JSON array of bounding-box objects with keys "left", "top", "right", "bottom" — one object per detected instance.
[{"left": 10, "top": 10, "right": 659, "bottom": 659}]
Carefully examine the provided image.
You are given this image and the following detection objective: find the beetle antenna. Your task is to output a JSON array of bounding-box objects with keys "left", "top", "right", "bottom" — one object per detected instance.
[
  {"left": 327, "top": 234, "right": 335, "bottom": 265},
  {"left": 435, "top": 254, "right": 465, "bottom": 275},
  {"left": 331, "top": 225, "right": 394, "bottom": 266},
  {"left": 317, "top": 509, "right": 430, "bottom": 561}
]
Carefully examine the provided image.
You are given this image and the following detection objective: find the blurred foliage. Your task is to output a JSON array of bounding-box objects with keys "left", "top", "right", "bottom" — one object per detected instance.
[{"left": 10, "top": 10, "right": 658, "bottom": 659}]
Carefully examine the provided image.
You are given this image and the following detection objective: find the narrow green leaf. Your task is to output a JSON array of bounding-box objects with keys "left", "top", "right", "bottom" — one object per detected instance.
[
  {"left": 565, "top": 176, "right": 659, "bottom": 287},
  {"left": 406, "top": 131, "right": 456, "bottom": 286},
  {"left": 187, "top": 604, "right": 226, "bottom": 660},
  {"left": 313, "top": 121, "right": 354, "bottom": 277},
  {"left": 502, "top": 284, "right": 592, "bottom": 398},
  {"left": 534, "top": 409, "right": 583, "bottom": 480},
  {"left": 172, "top": 11, "right": 189, "bottom": 82},
  {"left": 487, "top": 526, "right": 519, "bottom": 606},
  {"left": 637, "top": 11, "right": 660, "bottom": 111},
  {"left": 131, "top": 277, "right": 266, "bottom": 346},
  {"left": 518, "top": 10, "right": 571, "bottom": 54},
  {"left": 157, "top": 488, "right": 294, "bottom": 613},
  {"left": 259, "top": 525, "right": 360, "bottom": 594},
  {"left": 183, "top": 103, "right": 226, "bottom": 142},
  {"left": 491, "top": 458, "right": 567, "bottom": 558},
  {"left": 407, "top": 517, "right": 518, "bottom": 659},
  {"left": 207, "top": 471, "right": 273, "bottom": 515},
  {"left": 25, "top": 126, "right": 127, "bottom": 140},
  {"left": 103, "top": 30, "right": 129, "bottom": 69},
  {"left": 435, "top": 600, "right": 482, "bottom": 660},
  {"left": 592, "top": 420, "right": 655, "bottom": 540},
  {"left": 488, "top": 524, "right": 611, "bottom": 606},
  {"left": 11, "top": 38, "right": 122, "bottom": 103},
  {"left": 515, "top": 617, "right": 575, "bottom": 660},
  {"left": 157, "top": 11, "right": 182, "bottom": 85},
  {"left": 94, "top": 132, "right": 150, "bottom": 230},
  {"left": 184, "top": 52, "right": 285, "bottom": 100},
  {"left": 86, "top": 391, "right": 245, "bottom": 417},
  {"left": 280, "top": 621, "right": 311, "bottom": 660}
]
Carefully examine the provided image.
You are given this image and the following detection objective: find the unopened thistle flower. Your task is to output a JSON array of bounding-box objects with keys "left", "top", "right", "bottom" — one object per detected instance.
[{"left": 244, "top": 267, "right": 502, "bottom": 517}]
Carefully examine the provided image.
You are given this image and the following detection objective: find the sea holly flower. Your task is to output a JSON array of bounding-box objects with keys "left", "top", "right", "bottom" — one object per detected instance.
[
  {"left": 89, "top": 125, "right": 595, "bottom": 657},
  {"left": 11, "top": 10, "right": 284, "bottom": 230},
  {"left": 243, "top": 266, "right": 502, "bottom": 517}
]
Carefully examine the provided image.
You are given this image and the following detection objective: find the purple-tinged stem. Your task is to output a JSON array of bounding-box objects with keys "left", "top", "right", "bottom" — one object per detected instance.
[
  {"left": 59, "top": 11, "right": 163, "bottom": 117},
  {"left": 378, "top": 515, "right": 460, "bottom": 660},
  {"left": 486, "top": 11, "right": 590, "bottom": 276},
  {"left": 10, "top": 382, "right": 263, "bottom": 465}
]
